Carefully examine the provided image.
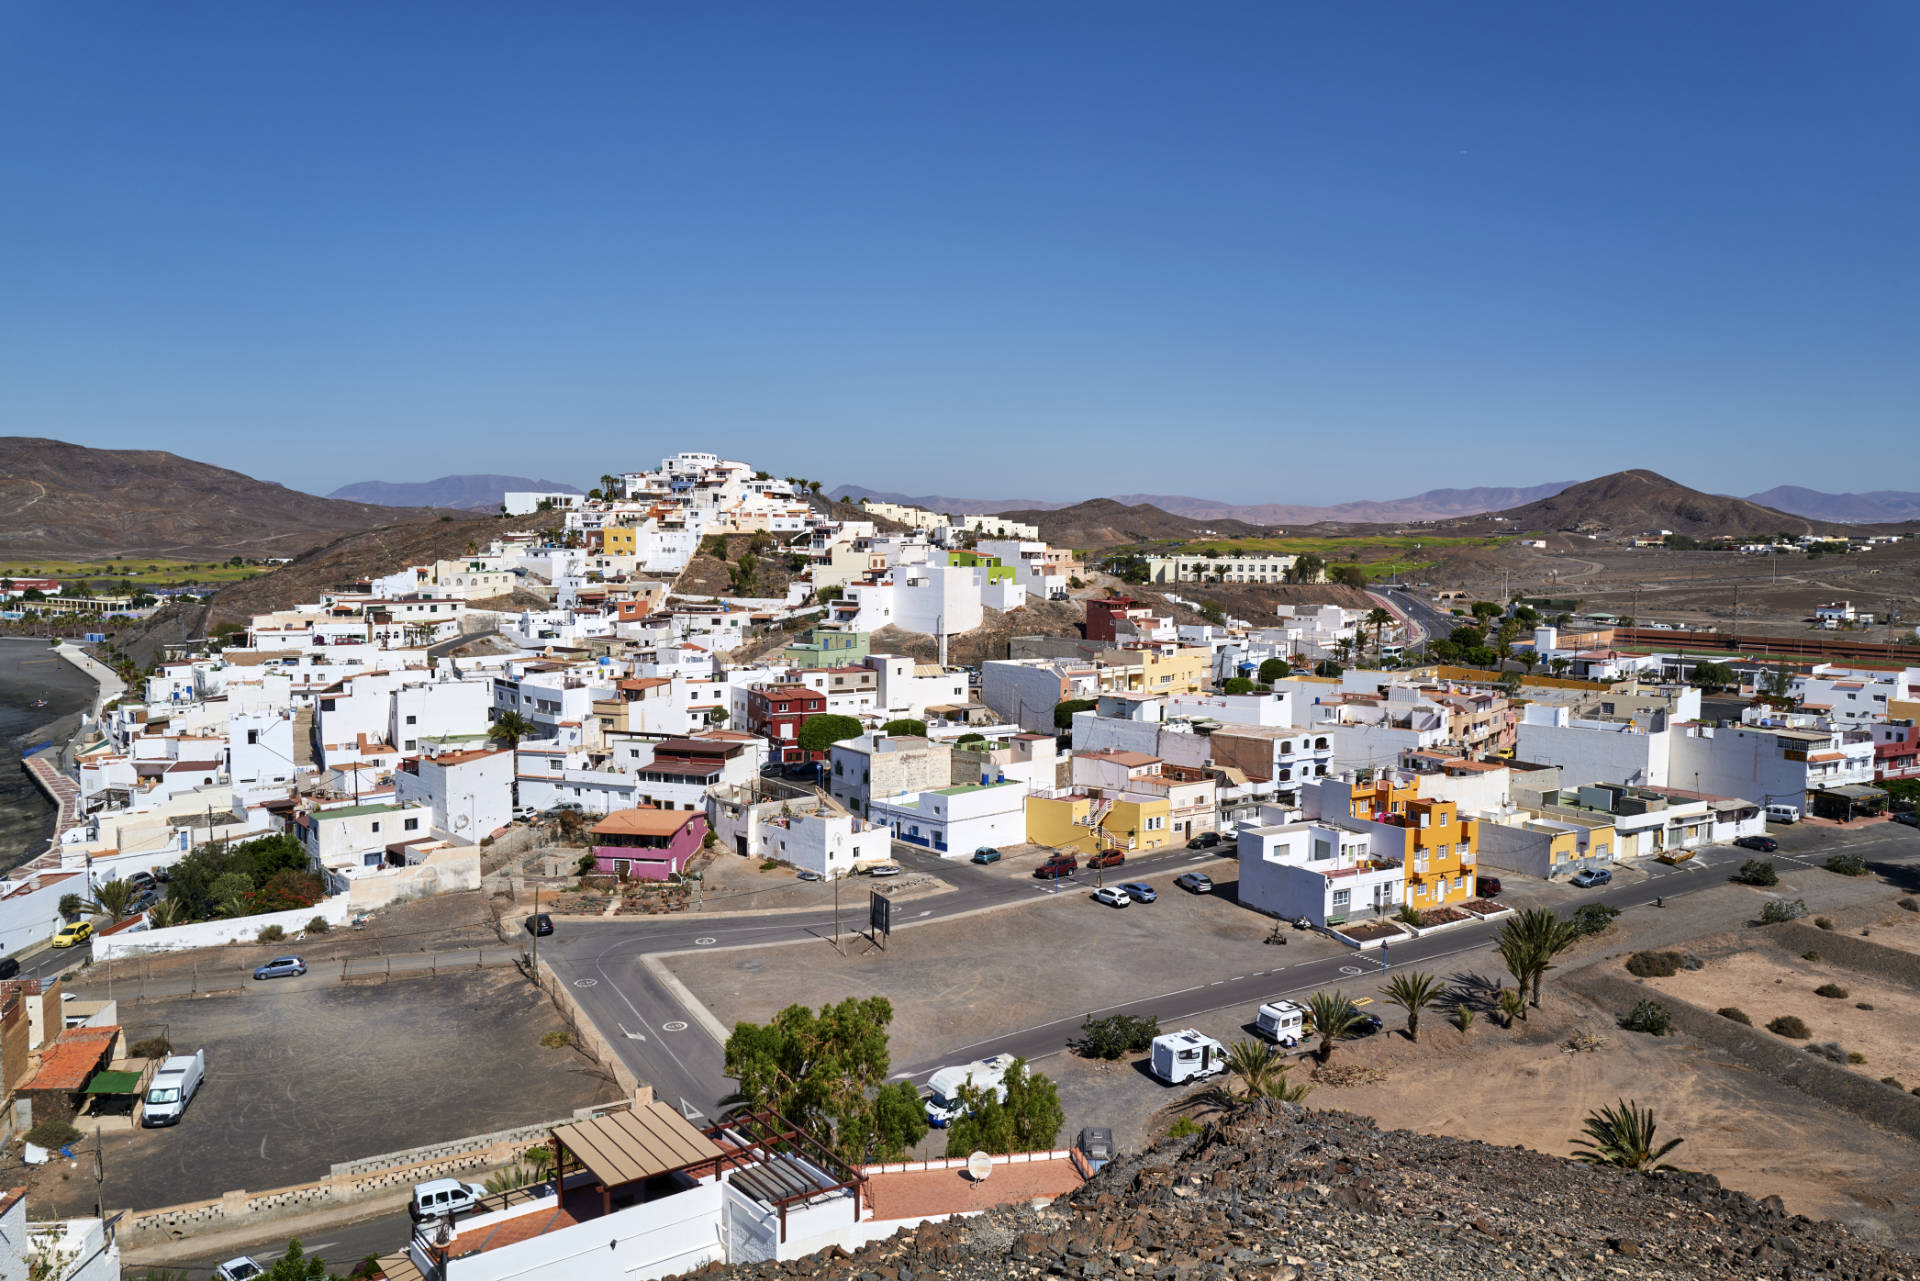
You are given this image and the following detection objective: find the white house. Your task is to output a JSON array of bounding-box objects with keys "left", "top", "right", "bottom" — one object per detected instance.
[
  {"left": 393, "top": 748, "right": 514, "bottom": 842},
  {"left": 756, "top": 811, "right": 893, "bottom": 877},
  {"left": 868, "top": 780, "right": 1026, "bottom": 856},
  {"left": 1236, "top": 821, "right": 1401, "bottom": 928},
  {"left": 295, "top": 801, "right": 435, "bottom": 871}
]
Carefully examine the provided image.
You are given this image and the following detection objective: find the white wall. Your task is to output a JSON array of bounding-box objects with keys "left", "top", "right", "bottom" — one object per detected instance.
[
  {"left": 93, "top": 895, "right": 356, "bottom": 959},
  {"left": 441, "top": 1179, "right": 725, "bottom": 1281}
]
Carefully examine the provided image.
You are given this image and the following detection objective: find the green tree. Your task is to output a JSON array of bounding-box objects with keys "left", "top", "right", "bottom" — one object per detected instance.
[
  {"left": 797, "top": 714, "right": 864, "bottom": 756},
  {"left": 1213, "top": 1038, "right": 1311, "bottom": 1106},
  {"left": 722, "top": 997, "right": 928, "bottom": 1162},
  {"left": 1549, "top": 657, "right": 1572, "bottom": 678},
  {"left": 1328, "top": 564, "right": 1368, "bottom": 589},
  {"left": 1053, "top": 698, "right": 1096, "bottom": 731},
  {"left": 1691, "top": 661, "right": 1736, "bottom": 692},
  {"left": 1222, "top": 677, "right": 1255, "bottom": 695},
  {"left": 1365, "top": 606, "right": 1393, "bottom": 655},
  {"left": 943, "top": 1058, "right": 1064, "bottom": 1156},
  {"left": 1286, "top": 554, "right": 1325, "bottom": 584},
  {"left": 1519, "top": 650, "right": 1540, "bottom": 676},
  {"left": 58, "top": 893, "right": 84, "bottom": 922},
  {"left": 88, "top": 879, "right": 136, "bottom": 921},
  {"left": 1449, "top": 624, "right": 1486, "bottom": 650},
  {"left": 1380, "top": 971, "right": 1444, "bottom": 1043},
  {"left": 1498, "top": 908, "right": 1581, "bottom": 1010},
  {"left": 1257, "top": 657, "right": 1290, "bottom": 683},
  {"left": 260, "top": 1238, "right": 334, "bottom": 1281},
  {"left": 881, "top": 719, "right": 927, "bottom": 738},
  {"left": 489, "top": 711, "right": 536, "bottom": 751},
  {"left": 1571, "top": 1099, "right": 1684, "bottom": 1171},
  {"left": 1304, "top": 990, "right": 1361, "bottom": 1064},
  {"left": 1470, "top": 600, "right": 1503, "bottom": 624}
]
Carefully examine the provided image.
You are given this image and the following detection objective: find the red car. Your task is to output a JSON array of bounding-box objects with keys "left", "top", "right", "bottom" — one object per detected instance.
[
  {"left": 1086, "top": 850, "right": 1125, "bottom": 870},
  {"left": 1033, "top": 856, "right": 1079, "bottom": 880}
]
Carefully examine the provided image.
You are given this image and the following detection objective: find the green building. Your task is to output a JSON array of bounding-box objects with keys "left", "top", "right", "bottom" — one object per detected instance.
[{"left": 784, "top": 625, "right": 870, "bottom": 668}]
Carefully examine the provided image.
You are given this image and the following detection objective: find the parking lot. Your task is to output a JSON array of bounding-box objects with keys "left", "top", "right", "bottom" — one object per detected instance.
[{"left": 33, "top": 969, "right": 621, "bottom": 1216}]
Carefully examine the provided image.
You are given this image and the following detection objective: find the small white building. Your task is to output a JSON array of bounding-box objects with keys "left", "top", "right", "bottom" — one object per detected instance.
[
  {"left": 1236, "top": 821, "right": 1402, "bottom": 928},
  {"left": 295, "top": 801, "right": 435, "bottom": 871},
  {"left": 867, "top": 780, "right": 1025, "bottom": 857},
  {"left": 757, "top": 811, "right": 892, "bottom": 877},
  {"left": 393, "top": 747, "right": 514, "bottom": 842}
]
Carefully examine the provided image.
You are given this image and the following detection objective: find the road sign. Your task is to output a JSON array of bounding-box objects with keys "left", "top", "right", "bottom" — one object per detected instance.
[{"left": 869, "top": 890, "right": 891, "bottom": 939}]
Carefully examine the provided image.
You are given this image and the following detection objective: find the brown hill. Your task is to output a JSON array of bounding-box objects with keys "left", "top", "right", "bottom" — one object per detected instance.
[
  {"left": 1457, "top": 470, "right": 1850, "bottom": 539},
  {"left": 202, "top": 515, "right": 508, "bottom": 626},
  {"left": 0, "top": 438, "right": 450, "bottom": 559},
  {"left": 988, "top": 499, "right": 1263, "bottom": 550}
]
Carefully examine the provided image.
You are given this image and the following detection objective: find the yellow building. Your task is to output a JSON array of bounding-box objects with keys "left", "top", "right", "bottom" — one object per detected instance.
[
  {"left": 1025, "top": 790, "right": 1173, "bottom": 856},
  {"left": 601, "top": 525, "right": 638, "bottom": 556},
  {"left": 1096, "top": 646, "right": 1210, "bottom": 696},
  {"left": 1339, "top": 782, "right": 1479, "bottom": 909}
]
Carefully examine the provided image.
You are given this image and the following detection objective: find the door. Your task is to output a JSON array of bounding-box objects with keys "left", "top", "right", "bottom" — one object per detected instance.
[{"left": 735, "top": 835, "right": 747, "bottom": 855}]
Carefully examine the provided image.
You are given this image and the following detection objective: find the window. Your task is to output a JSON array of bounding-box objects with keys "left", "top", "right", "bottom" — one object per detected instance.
[
  {"left": 371, "top": 822, "right": 381, "bottom": 833},
  {"left": 1312, "top": 838, "right": 1332, "bottom": 861},
  {"left": 405, "top": 818, "right": 420, "bottom": 831},
  {"left": 247, "top": 729, "right": 259, "bottom": 745},
  {"left": 1331, "top": 888, "right": 1350, "bottom": 908}
]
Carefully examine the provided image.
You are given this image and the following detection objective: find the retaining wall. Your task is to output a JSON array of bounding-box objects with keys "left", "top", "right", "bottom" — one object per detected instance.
[
  {"left": 93, "top": 896, "right": 356, "bottom": 960},
  {"left": 532, "top": 955, "right": 642, "bottom": 1096},
  {"left": 1761, "top": 919, "right": 1920, "bottom": 994}
]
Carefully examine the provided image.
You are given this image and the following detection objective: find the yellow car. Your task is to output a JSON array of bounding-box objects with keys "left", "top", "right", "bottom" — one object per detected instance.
[{"left": 51, "top": 921, "right": 94, "bottom": 949}]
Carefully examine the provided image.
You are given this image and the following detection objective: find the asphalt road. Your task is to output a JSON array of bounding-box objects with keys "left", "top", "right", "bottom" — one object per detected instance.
[{"left": 1375, "top": 586, "right": 1458, "bottom": 651}]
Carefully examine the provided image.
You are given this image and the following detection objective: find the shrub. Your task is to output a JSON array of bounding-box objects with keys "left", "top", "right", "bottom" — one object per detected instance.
[
  {"left": 1814, "top": 983, "right": 1849, "bottom": 999},
  {"left": 1802, "top": 950, "right": 1822, "bottom": 961},
  {"left": 1825, "top": 853, "right": 1867, "bottom": 877},
  {"left": 1076, "top": 1013, "right": 1160, "bottom": 1060},
  {"left": 1848, "top": 1051, "right": 1867, "bottom": 1064},
  {"left": 575, "top": 853, "right": 596, "bottom": 875},
  {"left": 129, "top": 1035, "right": 172, "bottom": 1059},
  {"left": 1717, "top": 1007, "right": 1752, "bottom": 1025},
  {"left": 1625, "top": 951, "right": 1683, "bottom": 978},
  {"left": 306, "top": 916, "right": 331, "bottom": 935},
  {"left": 1814, "top": 917, "right": 1834, "bottom": 931},
  {"left": 1805, "top": 1041, "right": 1848, "bottom": 1064},
  {"left": 1166, "top": 1117, "right": 1201, "bottom": 1139},
  {"left": 1883, "top": 1077, "right": 1906, "bottom": 1090},
  {"left": 1898, "top": 898, "right": 1918, "bottom": 913},
  {"left": 1767, "top": 1015, "right": 1812, "bottom": 1039},
  {"left": 1621, "top": 1000, "right": 1672, "bottom": 1036},
  {"left": 25, "top": 1120, "right": 81, "bottom": 1150},
  {"left": 538, "top": 1030, "right": 570, "bottom": 1049},
  {"left": 1570, "top": 904, "right": 1620, "bottom": 937},
  {"left": 1736, "top": 859, "right": 1778, "bottom": 886},
  {"left": 1456, "top": 1004, "right": 1474, "bottom": 1033},
  {"left": 1856, "top": 1003, "right": 1875, "bottom": 1011},
  {"left": 257, "top": 924, "right": 286, "bottom": 943},
  {"left": 1759, "top": 898, "right": 1809, "bottom": 925},
  {"left": 759, "top": 860, "right": 781, "bottom": 871}
]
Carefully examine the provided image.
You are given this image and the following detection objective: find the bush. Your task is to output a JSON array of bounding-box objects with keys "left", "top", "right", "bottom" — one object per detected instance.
[
  {"left": 1166, "top": 1117, "right": 1201, "bottom": 1139},
  {"left": 257, "top": 924, "right": 286, "bottom": 943},
  {"left": 1805, "top": 1041, "right": 1848, "bottom": 1064},
  {"left": 881, "top": 719, "right": 928, "bottom": 738},
  {"left": 1825, "top": 853, "right": 1868, "bottom": 877},
  {"left": 306, "top": 916, "right": 331, "bottom": 935},
  {"left": 1815, "top": 917, "right": 1834, "bottom": 931},
  {"left": 1856, "top": 1002, "right": 1875, "bottom": 1011},
  {"left": 1814, "top": 983, "right": 1849, "bottom": 999},
  {"left": 576, "top": 853, "right": 596, "bottom": 875},
  {"left": 759, "top": 860, "right": 781, "bottom": 871},
  {"left": 1768, "top": 1015, "right": 1812, "bottom": 1039},
  {"left": 1621, "top": 1000, "right": 1672, "bottom": 1036},
  {"left": 1717, "top": 1007, "right": 1752, "bottom": 1025},
  {"left": 25, "top": 1120, "right": 81, "bottom": 1150},
  {"left": 1883, "top": 1077, "right": 1905, "bottom": 1090},
  {"left": 1570, "top": 903, "right": 1620, "bottom": 937},
  {"left": 1759, "top": 898, "right": 1809, "bottom": 925},
  {"left": 1625, "top": 951, "right": 1683, "bottom": 978},
  {"left": 538, "top": 1031, "right": 570, "bottom": 1049},
  {"left": 1076, "top": 1013, "right": 1159, "bottom": 1060},
  {"left": 129, "top": 1035, "right": 172, "bottom": 1059},
  {"left": 1736, "top": 859, "right": 1778, "bottom": 886},
  {"left": 1899, "top": 898, "right": 1918, "bottom": 913},
  {"left": 1848, "top": 1051, "right": 1867, "bottom": 1064},
  {"left": 1802, "top": 950, "right": 1822, "bottom": 961}
]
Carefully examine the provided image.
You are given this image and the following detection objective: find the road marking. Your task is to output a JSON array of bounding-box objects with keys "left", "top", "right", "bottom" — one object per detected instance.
[
  {"left": 694, "top": 937, "right": 717, "bottom": 945},
  {"left": 1230, "top": 975, "right": 1245, "bottom": 981},
  {"left": 1352, "top": 997, "right": 1373, "bottom": 1006},
  {"left": 617, "top": 1024, "right": 647, "bottom": 1041},
  {"left": 662, "top": 1021, "right": 688, "bottom": 1032},
  {"left": 572, "top": 978, "right": 598, "bottom": 987},
  {"left": 1339, "top": 966, "right": 1362, "bottom": 975},
  {"left": 918, "top": 909, "right": 932, "bottom": 917}
]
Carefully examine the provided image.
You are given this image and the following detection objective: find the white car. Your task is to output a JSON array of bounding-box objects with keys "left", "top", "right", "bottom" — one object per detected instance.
[
  {"left": 216, "top": 1260, "right": 263, "bottom": 1281},
  {"left": 1091, "top": 885, "right": 1131, "bottom": 908},
  {"left": 865, "top": 863, "right": 902, "bottom": 877}
]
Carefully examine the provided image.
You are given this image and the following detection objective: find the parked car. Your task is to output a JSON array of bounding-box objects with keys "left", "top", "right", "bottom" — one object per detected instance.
[
  {"left": 1175, "top": 872, "right": 1214, "bottom": 894},
  {"left": 1569, "top": 868, "right": 1612, "bottom": 889},
  {"left": 215, "top": 1259, "right": 264, "bottom": 1281},
  {"left": 1347, "top": 1011, "right": 1385, "bottom": 1037},
  {"left": 1186, "top": 831, "right": 1222, "bottom": 850},
  {"left": 1077, "top": 1126, "right": 1114, "bottom": 1172},
  {"left": 1091, "top": 885, "right": 1131, "bottom": 909},
  {"left": 1475, "top": 876, "right": 1503, "bottom": 898},
  {"left": 1033, "top": 856, "right": 1078, "bottom": 880},
  {"left": 152, "top": 865, "right": 172, "bottom": 883},
  {"left": 797, "top": 869, "right": 822, "bottom": 882},
  {"left": 127, "top": 889, "right": 160, "bottom": 916},
  {"left": 1892, "top": 811, "right": 1920, "bottom": 828},
  {"left": 0, "top": 958, "right": 18, "bottom": 981},
  {"left": 865, "top": 862, "right": 902, "bottom": 877},
  {"left": 409, "top": 1178, "right": 491, "bottom": 1223},
  {"left": 1734, "top": 835, "right": 1778, "bottom": 852},
  {"left": 1118, "top": 882, "right": 1157, "bottom": 903},
  {"left": 1086, "top": 850, "right": 1125, "bottom": 870},
  {"left": 252, "top": 956, "right": 306, "bottom": 981},
  {"left": 971, "top": 847, "right": 1002, "bottom": 865},
  {"left": 127, "top": 871, "right": 157, "bottom": 893},
  {"left": 524, "top": 913, "right": 554, "bottom": 936},
  {"left": 51, "top": 921, "right": 93, "bottom": 949},
  {"left": 511, "top": 805, "right": 537, "bottom": 821}
]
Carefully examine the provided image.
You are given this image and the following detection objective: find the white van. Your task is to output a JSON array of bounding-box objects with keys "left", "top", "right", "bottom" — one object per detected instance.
[
  {"left": 923, "top": 1052, "right": 1017, "bottom": 1127},
  {"left": 1254, "top": 1000, "right": 1306, "bottom": 1047},
  {"left": 1148, "top": 1029, "right": 1227, "bottom": 1085},
  {"left": 1765, "top": 804, "right": 1801, "bottom": 825},
  {"left": 141, "top": 1050, "right": 205, "bottom": 1127},
  {"left": 410, "top": 1179, "right": 490, "bottom": 1223}
]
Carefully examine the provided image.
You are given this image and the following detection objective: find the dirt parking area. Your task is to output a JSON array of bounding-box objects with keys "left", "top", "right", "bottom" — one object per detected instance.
[
  {"left": 33, "top": 968, "right": 621, "bottom": 1216},
  {"left": 1641, "top": 948, "right": 1920, "bottom": 1088}
]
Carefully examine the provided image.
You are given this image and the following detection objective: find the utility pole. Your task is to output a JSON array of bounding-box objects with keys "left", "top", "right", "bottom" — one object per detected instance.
[{"left": 530, "top": 884, "right": 540, "bottom": 972}]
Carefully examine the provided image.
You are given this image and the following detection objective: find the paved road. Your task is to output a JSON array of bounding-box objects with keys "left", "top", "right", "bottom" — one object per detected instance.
[
  {"left": 1375, "top": 586, "right": 1458, "bottom": 652},
  {"left": 143, "top": 1210, "right": 411, "bottom": 1280}
]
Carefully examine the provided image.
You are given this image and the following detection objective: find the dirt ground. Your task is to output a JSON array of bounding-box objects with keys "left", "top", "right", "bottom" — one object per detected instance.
[
  {"left": 1641, "top": 948, "right": 1920, "bottom": 1088},
  {"left": 33, "top": 968, "right": 621, "bottom": 1215},
  {"left": 1851, "top": 905, "right": 1920, "bottom": 955}
]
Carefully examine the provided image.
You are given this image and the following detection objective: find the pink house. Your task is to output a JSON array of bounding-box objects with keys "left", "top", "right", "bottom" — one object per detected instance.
[{"left": 590, "top": 807, "right": 708, "bottom": 880}]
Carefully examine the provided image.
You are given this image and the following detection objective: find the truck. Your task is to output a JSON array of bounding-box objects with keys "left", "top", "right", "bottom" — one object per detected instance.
[
  {"left": 923, "top": 1052, "right": 1018, "bottom": 1127},
  {"left": 1148, "top": 1029, "right": 1227, "bottom": 1085},
  {"left": 142, "top": 1049, "right": 205, "bottom": 1127},
  {"left": 1254, "top": 1000, "right": 1306, "bottom": 1047}
]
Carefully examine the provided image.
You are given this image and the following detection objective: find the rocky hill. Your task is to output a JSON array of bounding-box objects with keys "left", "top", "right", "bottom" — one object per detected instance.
[
  {"left": 327, "top": 474, "right": 581, "bottom": 510},
  {"left": 710, "top": 1100, "right": 1914, "bottom": 1280},
  {"left": 987, "top": 499, "right": 1265, "bottom": 550},
  {"left": 1456, "top": 470, "right": 1850, "bottom": 539},
  {"left": 0, "top": 438, "right": 449, "bottom": 559},
  {"left": 834, "top": 482, "right": 1581, "bottom": 526},
  {"left": 1746, "top": 486, "right": 1920, "bottom": 525}
]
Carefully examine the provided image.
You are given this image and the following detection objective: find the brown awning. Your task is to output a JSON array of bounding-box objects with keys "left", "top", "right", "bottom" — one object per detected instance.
[{"left": 553, "top": 1102, "right": 723, "bottom": 1188}]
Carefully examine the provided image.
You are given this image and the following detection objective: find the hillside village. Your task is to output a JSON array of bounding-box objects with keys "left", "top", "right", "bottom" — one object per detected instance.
[{"left": 4, "top": 451, "right": 1920, "bottom": 1281}]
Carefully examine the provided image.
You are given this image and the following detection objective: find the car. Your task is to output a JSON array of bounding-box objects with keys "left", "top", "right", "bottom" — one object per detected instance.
[
  {"left": 1734, "top": 835, "right": 1778, "bottom": 852},
  {"left": 512, "top": 805, "right": 537, "bottom": 821},
  {"left": 215, "top": 1259, "right": 264, "bottom": 1281},
  {"left": 524, "top": 913, "right": 554, "bottom": 936},
  {"left": 1033, "top": 856, "right": 1078, "bottom": 880},
  {"left": 1086, "top": 850, "right": 1125, "bottom": 870},
  {"left": 252, "top": 956, "right": 306, "bottom": 980},
  {"left": 971, "top": 847, "right": 1002, "bottom": 865},
  {"left": 0, "top": 958, "right": 18, "bottom": 981},
  {"left": 1475, "top": 876, "right": 1503, "bottom": 898},
  {"left": 1347, "top": 1011, "right": 1385, "bottom": 1037},
  {"left": 865, "top": 862, "right": 902, "bottom": 877},
  {"left": 1175, "top": 872, "right": 1213, "bottom": 894},
  {"left": 409, "top": 1178, "right": 491, "bottom": 1223},
  {"left": 152, "top": 866, "right": 172, "bottom": 883},
  {"left": 50, "top": 921, "right": 93, "bottom": 949},
  {"left": 796, "top": 869, "right": 822, "bottom": 882},
  {"left": 1186, "top": 831, "right": 1222, "bottom": 850},
  {"left": 1118, "top": 882, "right": 1157, "bottom": 903},
  {"left": 128, "top": 889, "right": 160, "bottom": 916},
  {"left": 1569, "top": 868, "right": 1612, "bottom": 888},
  {"left": 1891, "top": 811, "right": 1919, "bottom": 828},
  {"left": 127, "top": 871, "right": 157, "bottom": 893},
  {"left": 1091, "top": 885, "right": 1131, "bottom": 908}
]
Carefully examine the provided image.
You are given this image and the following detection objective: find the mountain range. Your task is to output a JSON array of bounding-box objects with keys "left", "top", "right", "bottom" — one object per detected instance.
[
  {"left": 1745, "top": 486, "right": 1920, "bottom": 525},
  {"left": 328, "top": 474, "right": 582, "bottom": 510}
]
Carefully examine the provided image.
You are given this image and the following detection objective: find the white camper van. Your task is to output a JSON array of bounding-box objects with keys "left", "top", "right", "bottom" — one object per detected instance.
[
  {"left": 923, "top": 1052, "right": 1018, "bottom": 1127},
  {"left": 1255, "top": 1000, "right": 1306, "bottom": 1047},
  {"left": 141, "top": 1050, "right": 205, "bottom": 1127},
  {"left": 1148, "top": 1029, "right": 1227, "bottom": 1085},
  {"left": 1765, "top": 804, "right": 1801, "bottom": 825}
]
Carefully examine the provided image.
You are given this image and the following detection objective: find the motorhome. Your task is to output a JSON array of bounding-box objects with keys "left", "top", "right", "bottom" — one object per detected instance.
[
  {"left": 1148, "top": 1029, "right": 1227, "bottom": 1085},
  {"left": 1255, "top": 1000, "right": 1306, "bottom": 1047},
  {"left": 923, "top": 1052, "right": 1018, "bottom": 1127}
]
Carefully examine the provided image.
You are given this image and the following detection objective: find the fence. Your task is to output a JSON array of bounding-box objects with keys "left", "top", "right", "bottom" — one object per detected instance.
[{"left": 89, "top": 946, "right": 523, "bottom": 1002}]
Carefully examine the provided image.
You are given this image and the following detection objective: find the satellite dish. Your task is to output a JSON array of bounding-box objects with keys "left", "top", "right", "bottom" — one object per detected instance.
[{"left": 966, "top": 1151, "right": 993, "bottom": 1182}]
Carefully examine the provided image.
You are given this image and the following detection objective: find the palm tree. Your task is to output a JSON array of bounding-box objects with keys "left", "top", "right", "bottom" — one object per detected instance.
[
  {"left": 1499, "top": 908, "right": 1581, "bottom": 1010},
  {"left": 601, "top": 473, "right": 620, "bottom": 498},
  {"left": 1365, "top": 607, "right": 1393, "bottom": 657},
  {"left": 1381, "top": 971, "right": 1443, "bottom": 1042},
  {"left": 1303, "top": 991, "right": 1360, "bottom": 1064},
  {"left": 1571, "top": 1099, "right": 1684, "bottom": 1170},
  {"left": 147, "top": 899, "right": 187, "bottom": 929},
  {"left": 1519, "top": 650, "right": 1539, "bottom": 677},
  {"left": 1211, "top": 1038, "right": 1311, "bottom": 1106},
  {"left": 89, "top": 879, "right": 136, "bottom": 921},
  {"left": 490, "top": 711, "right": 538, "bottom": 810}
]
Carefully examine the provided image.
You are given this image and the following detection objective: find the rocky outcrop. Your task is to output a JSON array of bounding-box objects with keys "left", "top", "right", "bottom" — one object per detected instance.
[{"left": 702, "top": 1102, "right": 1915, "bottom": 1280}]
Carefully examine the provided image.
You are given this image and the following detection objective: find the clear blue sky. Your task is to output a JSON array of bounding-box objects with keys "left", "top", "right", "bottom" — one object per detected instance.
[{"left": 4, "top": 4, "right": 1916, "bottom": 504}]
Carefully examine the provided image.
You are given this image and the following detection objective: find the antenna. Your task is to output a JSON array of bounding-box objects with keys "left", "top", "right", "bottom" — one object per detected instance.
[{"left": 966, "top": 1151, "right": 993, "bottom": 1182}]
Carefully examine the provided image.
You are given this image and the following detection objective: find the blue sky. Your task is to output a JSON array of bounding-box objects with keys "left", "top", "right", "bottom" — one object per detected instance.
[{"left": 4, "top": 4, "right": 1916, "bottom": 504}]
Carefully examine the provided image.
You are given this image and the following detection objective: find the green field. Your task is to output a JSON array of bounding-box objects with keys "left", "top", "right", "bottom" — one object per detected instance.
[
  {"left": 0, "top": 558, "right": 264, "bottom": 588},
  {"left": 1175, "top": 534, "right": 1505, "bottom": 557}
]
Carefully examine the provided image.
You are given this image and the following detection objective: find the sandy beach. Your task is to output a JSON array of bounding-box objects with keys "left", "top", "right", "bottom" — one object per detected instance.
[{"left": 0, "top": 638, "right": 102, "bottom": 872}]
